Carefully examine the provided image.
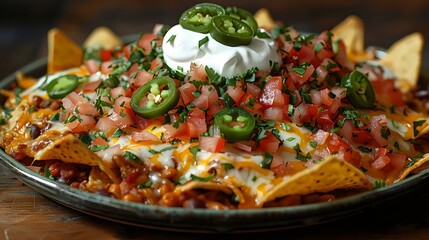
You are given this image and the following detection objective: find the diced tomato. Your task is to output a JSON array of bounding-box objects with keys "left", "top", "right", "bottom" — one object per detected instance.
[
  {"left": 297, "top": 45, "right": 316, "bottom": 65},
  {"left": 264, "top": 107, "right": 284, "bottom": 121},
  {"left": 316, "top": 109, "right": 335, "bottom": 131},
  {"left": 287, "top": 63, "right": 315, "bottom": 86},
  {"left": 326, "top": 133, "right": 357, "bottom": 165},
  {"left": 352, "top": 128, "right": 377, "bottom": 146},
  {"left": 369, "top": 114, "right": 388, "bottom": 147},
  {"left": 246, "top": 83, "right": 261, "bottom": 98},
  {"left": 258, "top": 131, "right": 280, "bottom": 155},
  {"left": 132, "top": 114, "right": 155, "bottom": 130},
  {"left": 100, "top": 49, "right": 113, "bottom": 62},
  {"left": 226, "top": 86, "right": 245, "bottom": 105},
  {"left": 150, "top": 57, "right": 163, "bottom": 70},
  {"left": 320, "top": 58, "right": 340, "bottom": 73},
  {"left": 81, "top": 80, "right": 102, "bottom": 93},
  {"left": 133, "top": 70, "right": 154, "bottom": 87},
  {"left": 179, "top": 83, "right": 197, "bottom": 104},
  {"left": 290, "top": 103, "right": 318, "bottom": 125},
  {"left": 110, "top": 86, "right": 125, "bottom": 99},
  {"left": 125, "top": 63, "right": 139, "bottom": 77},
  {"left": 371, "top": 79, "right": 405, "bottom": 107},
  {"left": 132, "top": 130, "right": 159, "bottom": 142},
  {"left": 101, "top": 61, "right": 113, "bottom": 75},
  {"left": 191, "top": 95, "right": 209, "bottom": 109},
  {"left": 312, "top": 129, "right": 330, "bottom": 145},
  {"left": 66, "top": 114, "right": 96, "bottom": 133},
  {"left": 207, "top": 100, "right": 223, "bottom": 120},
  {"left": 63, "top": 92, "right": 98, "bottom": 117},
  {"left": 138, "top": 33, "right": 157, "bottom": 55},
  {"left": 112, "top": 111, "right": 134, "bottom": 129},
  {"left": 388, "top": 153, "right": 406, "bottom": 169},
  {"left": 185, "top": 64, "right": 207, "bottom": 83},
  {"left": 85, "top": 59, "right": 100, "bottom": 74},
  {"left": 114, "top": 96, "right": 131, "bottom": 112},
  {"left": 201, "top": 84, "right": 219, "bottom": 105},
  {"left": 259, "top": 76, "right": 284, "bottom": 108},
  {"left": 96, "top": 117, "right": 117, "bottom": 136},
  {"left": 334, "top": 40, "right": 354, "bottom": 70},
  {"left": 187, "top": 108, "right": 207, "bottom": 138},
  {"left": 271, "top": 160, "right": 306, "bottom": 177},
  {"left": 315, "top": 45, "right": 334, "bottom": 62},
  {"left": 163, "top": 123, "right": 188, "bottom": 140},
  {"left": 372, "top": 156, "right": 391, "bottom": 170},
  {"left": 109, "top": 108, "right": 134, "bottom": 129},
  {"left": 199, "top": 136, "right": 226, "bottom": 152},
  {"left": 122, "top": 44, "right": 132, "bottom": 59},
  {"left": 92, "top": 136, "right": 109, "bottom": 147}
]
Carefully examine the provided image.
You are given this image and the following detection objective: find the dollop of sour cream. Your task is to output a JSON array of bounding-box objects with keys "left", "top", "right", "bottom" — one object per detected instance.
[{"left": 162, "top": 24, "right": 281, "bottom": 78}]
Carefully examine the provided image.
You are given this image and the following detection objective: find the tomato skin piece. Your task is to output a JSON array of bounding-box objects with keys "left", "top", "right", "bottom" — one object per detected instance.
[{"left": 233, "top": 141, "right": 255, "bottom": 153}]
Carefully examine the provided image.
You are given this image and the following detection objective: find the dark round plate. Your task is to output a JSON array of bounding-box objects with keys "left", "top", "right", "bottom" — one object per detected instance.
[{"left": 1, "top": 47, "right": 429, "bottom": 233}]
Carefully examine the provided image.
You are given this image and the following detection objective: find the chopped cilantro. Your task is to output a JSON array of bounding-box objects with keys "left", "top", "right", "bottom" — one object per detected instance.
[
  {"left": 260, "top": 152, "right": 273, "bottom": 169},
  {"left": 137, "top": 181, "right": 153, "bottom": 188},
  {"left": 413, "top": 120, "right": 426, "bottom": 137},
  {"left": 149, "top": 145, "right": 177, "bottom": 154},
  {"left": 124, "top": 151, "right": 141, "bottom": 163},
  {"left": 190, "top": 172, "right": 215, "bottom": 182},
  {"left": 198, "top": 36, "right": 209, "bottom": 49}
]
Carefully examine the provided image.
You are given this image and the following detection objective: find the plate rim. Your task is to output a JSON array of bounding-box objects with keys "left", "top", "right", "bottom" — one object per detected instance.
[{"left": 1, "top": 53, "right": 429, "bottom": 233}]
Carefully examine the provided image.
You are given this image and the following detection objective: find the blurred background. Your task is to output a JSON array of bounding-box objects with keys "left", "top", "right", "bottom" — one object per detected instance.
[{"left": 0, "top": 0, "right": 428, "bottom": 79}]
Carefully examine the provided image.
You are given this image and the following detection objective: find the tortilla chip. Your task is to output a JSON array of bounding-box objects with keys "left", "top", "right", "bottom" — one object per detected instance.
[
  {"left": 259, "top": 156, "right": 372, "bottom": 206},
  {"left": 34, "top": 133, "right": 120, "bottom": 183},
  {"left": 175, "top": 181, "right": 233, "bottom": 195},
  {"left": 378, "top": 32, "right": 423, "bottom": 92},
  {"left": 399, "top": 153, "right": 429, "bottom": 180},
  {"left": 0, "top": 100, "right": 29, "bottom": 144},
  {"left": 254, "top": 8, "right": 277, "bottom": 30},
  {"left": 331, "top": 15, "right": 368, "bottom": 62},
  {"left": 47, "top": 28, "right": 83, "bottom": 74},
  {"left": 83, "top": 26, "right": 123, "bottom": 50},
  {"left": 35, "top": 134, "right": 99, "bottom": 165}
]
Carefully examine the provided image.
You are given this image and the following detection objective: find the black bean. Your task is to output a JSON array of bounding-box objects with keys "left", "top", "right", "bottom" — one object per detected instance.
[{"left": 29, "top": 124, "right": 41, "bottom": 139}]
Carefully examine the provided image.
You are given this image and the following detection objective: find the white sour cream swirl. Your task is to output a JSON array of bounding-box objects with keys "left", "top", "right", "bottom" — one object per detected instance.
[{"left": 162, "top": 24, "right": 281, "bottom": 78}]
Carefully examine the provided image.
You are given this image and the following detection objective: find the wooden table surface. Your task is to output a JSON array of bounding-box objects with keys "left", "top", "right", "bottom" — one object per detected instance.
[{"left": 1, "top": 0, "right": 429, "bottom": 239}]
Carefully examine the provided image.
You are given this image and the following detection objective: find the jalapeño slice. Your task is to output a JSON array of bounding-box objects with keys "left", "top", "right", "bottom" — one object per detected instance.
[
  {"left": 46, "top": 75, "right": 79, "bottom": 99},
  {"left": 179, "top": 3, "right": 225, "bottom": 34},
  {"left": 341, "top": 70, "right": 376, "bottom": 109},
  {"left": 214, "top": 107, "right": 256, "bottom": 142},
  {"left": 130, "top": 76, "right": 179, "bottom": 119},
  {"left": 210, "top": 15, "right": 254, "bottom": 46},
  {"left": 225, "top": 6, "right": 258, "bottom": 35}
]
